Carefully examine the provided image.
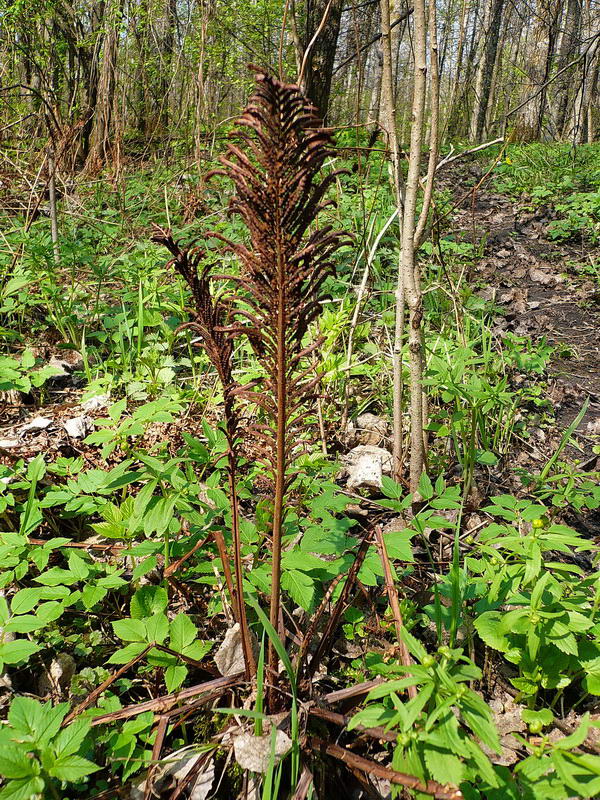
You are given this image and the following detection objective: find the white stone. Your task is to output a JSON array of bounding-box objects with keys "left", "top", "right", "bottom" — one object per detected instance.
[{"left": 344, "top": 445, "right": 393, "bottom": 492}]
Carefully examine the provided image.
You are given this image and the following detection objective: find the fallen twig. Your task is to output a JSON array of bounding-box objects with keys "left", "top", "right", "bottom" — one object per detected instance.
[{"left": 308, "top": 737, "right": 463, "bottom": 799}]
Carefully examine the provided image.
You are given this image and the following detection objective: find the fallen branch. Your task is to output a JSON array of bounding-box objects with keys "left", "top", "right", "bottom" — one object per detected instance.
[
  {"left": 309, "top": 706, "right": 396, "bottom": 743},
  {"left": 435, "top": 137, "right": 504, "bottom": 172},
  {"left": 308, "top": 737, "right": 463, "bottom": 799}
]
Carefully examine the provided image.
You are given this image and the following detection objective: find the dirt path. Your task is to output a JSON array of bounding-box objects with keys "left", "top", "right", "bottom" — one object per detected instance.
[{"left": 451, "top": 169, "right": 600, "bottom": 465}]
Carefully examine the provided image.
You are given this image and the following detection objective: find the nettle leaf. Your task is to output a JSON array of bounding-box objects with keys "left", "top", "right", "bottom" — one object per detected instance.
[
  {"left": 107, "top": 642, "right": 147, "bottom": 664},
  {"left": 82, "top": 585, "right": 108, "bottom": 610},
  {"left": 8, "top": 698, "right": 67, "bottom": 744},
  {"left": 165, "top": 665, "right": 188, "bottom": 692},
  {"left": 53, "top": 719, "right": 92, "bottom": 758},
  {"left": 417, "top": 472, "right": 434, "bottom": 501},
  {"left": 130, "top": 586, "right": 168, "bottom": 619},
  {"left": 48, "top": 754, "right": 99, "bottom": 781},
  {"left": 423, "top": 744, "right": 464, "bottom": 787},
  {"left": 0, "top": 745, "right": 35, "bottom": 779},
  {"left": 348, "top": 704, "right": 396, "bottom": 731},
  {"left": 144, "top": 613, "right": 168, "bottom": 644}
]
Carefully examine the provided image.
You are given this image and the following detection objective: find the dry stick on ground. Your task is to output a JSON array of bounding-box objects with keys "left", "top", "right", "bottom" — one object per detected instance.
[
  {"left": 291, "top": 765, "right": 314, "bottom": 800},
  {"left": 144, "top": 714, "right": 170, "bottom": 800},
  {"left": 323, "top": 678, "right": 384, "bottom": 705},
  {"left": 89, "top": 675, "right": 244, "bottom": 727},
  {"left": 374, "top": 524, "right": 416, "bottom": 699},
  {"left": 309, "top": 706, "right": 397, "bottom": 743},
  {"left": 308, "top": 738, "right": 463, "bottom": 800}
]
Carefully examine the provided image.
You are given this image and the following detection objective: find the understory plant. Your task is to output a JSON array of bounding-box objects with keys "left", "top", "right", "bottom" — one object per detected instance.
[{"left": 154, "top": 67, "right": 348, "bottom": 703}]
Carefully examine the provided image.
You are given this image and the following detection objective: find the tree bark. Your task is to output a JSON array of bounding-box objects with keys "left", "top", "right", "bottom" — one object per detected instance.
[
  {"left": 301, "top": 0, "right": 344, "bottom": 118},
  {"left": 470, "top": 0, "right": 504, "bottom": 142}
]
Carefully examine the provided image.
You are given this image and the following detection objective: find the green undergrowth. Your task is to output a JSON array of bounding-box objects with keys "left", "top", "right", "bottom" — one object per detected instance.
[
  {"left": 1, "top": 141, "right": 600, "bottom": 799},
  {"left": 493, "top": 142, "right": 600, "bottom": 245}
]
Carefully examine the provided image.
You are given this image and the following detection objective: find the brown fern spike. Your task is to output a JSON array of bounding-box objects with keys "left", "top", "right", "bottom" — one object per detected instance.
[
  {"left": 151, "top": 226, "right": 256, "bottom": 679},
  {"left": 212, "top": 68, "right": 348, "bottom": 701}
]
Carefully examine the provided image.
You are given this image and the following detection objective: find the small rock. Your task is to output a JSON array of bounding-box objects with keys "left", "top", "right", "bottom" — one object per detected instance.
[
  {"left": 64, "top": 415, "right": 92, "bottom": 439},
  {"left": 0, "top": 673, "right": 13, "bottom": 691},
  {"left": 233, "top": 728, "right": 291, "bottom": 774},
  {"left": 49, "top": 351, "right": 84, "bottom": 374},
  {"left": 81, "top": 393, "right": 110, "bottom": 412},
  {"left": 354, "top": 413, "right": 388, "bottom": 446},
  {"left": 344, "top": 445, "right": 393, "bottom": 492},
  {"left": 586, "top": 418, "right": 600, "bottom": 436},
  {"left": 21, "top": 416, "right": 53, "bottom": 433}
]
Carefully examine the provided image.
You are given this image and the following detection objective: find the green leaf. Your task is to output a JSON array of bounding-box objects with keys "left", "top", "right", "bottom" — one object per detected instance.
[
  {"left": 164, "top": 664, "right": 187, "bottom": 692},
  {"left": 48, "top": 754, "right": 99, "bottom": 781},
  {"left": 0, "top": 776, "right": 45, "bottom": 800},
  {"left": 112, "top": 618, "right": 146, "bottom": 642},
  {"left": 423, "top": 744, "right": 464, "bottom": 786},
  {"left": 130, "top": 586, "right": 168, "bottom": 619},
  {"left": 522, "top": 708, "right": 554, "bottom": 727},
  {"left": 281, "top": 569, "right": 316, "bottom": 612},
  {"left": 107, "top": 642, "right": 147, "bottom": 664},
  {"left": 82, "top": 585, "right": 108, "bottom": 610},
  {"left": 0, "top": 746, "right": 35, "bottom": 780},
  {"left": 417, "top": 472, "right": 434, "bottom": 501},
  {"left": 10, "top": 589, "right": 43, "bottom": 615},
  {"left": 474, "top": 612, "right": 509, "bottom": 652},
  {"left": 53, "top": 719, "right": 91, "bottom": 758},
  {"left": 169, "top": 614, "right": 197, "bottom": 653},
  {"left": 144, "top": 613, "right": 168, "bottom": 644},
  {"left": 0, "top": 640, "right": 41, "bottom": 665}
]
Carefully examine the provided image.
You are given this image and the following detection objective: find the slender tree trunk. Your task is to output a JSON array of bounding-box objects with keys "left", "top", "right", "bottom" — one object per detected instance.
[
  {"left": 302, "top": 0, "right": 344, "bottom": 118},
  {"left": 87, "top": 0, "right": 124, "bottom": 169},
  {"left": 470, "top": 0, "right": 504, "bottom": 142},
  {"left": 380, "top": 0, "right": 406, "bottom": 479},
  {"left": 402, "top": 0, "right": 428, "bottom": 493}
]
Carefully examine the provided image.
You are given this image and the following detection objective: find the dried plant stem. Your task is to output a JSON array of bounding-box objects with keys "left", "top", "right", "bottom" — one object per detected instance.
[
  {"left": 308, "top": 738, "right": 463, "bottom": 799},
  {"left": 228, "top": 456, "right": 256, "bottom": 677},
  {"left": 266, "top": 251, "right": 288, "bottom": 699},
  {"left": 374, "top": 525, "right": 416, "bottom": 699}
]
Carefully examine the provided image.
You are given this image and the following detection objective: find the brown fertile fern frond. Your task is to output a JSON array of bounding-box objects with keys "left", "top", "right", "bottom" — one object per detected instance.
[
  {"left": 151, "top": 226, "right": 256, "bottom": 679},
  {"left": 212, "top": 69, "right": 349, "bottom": 699}
]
